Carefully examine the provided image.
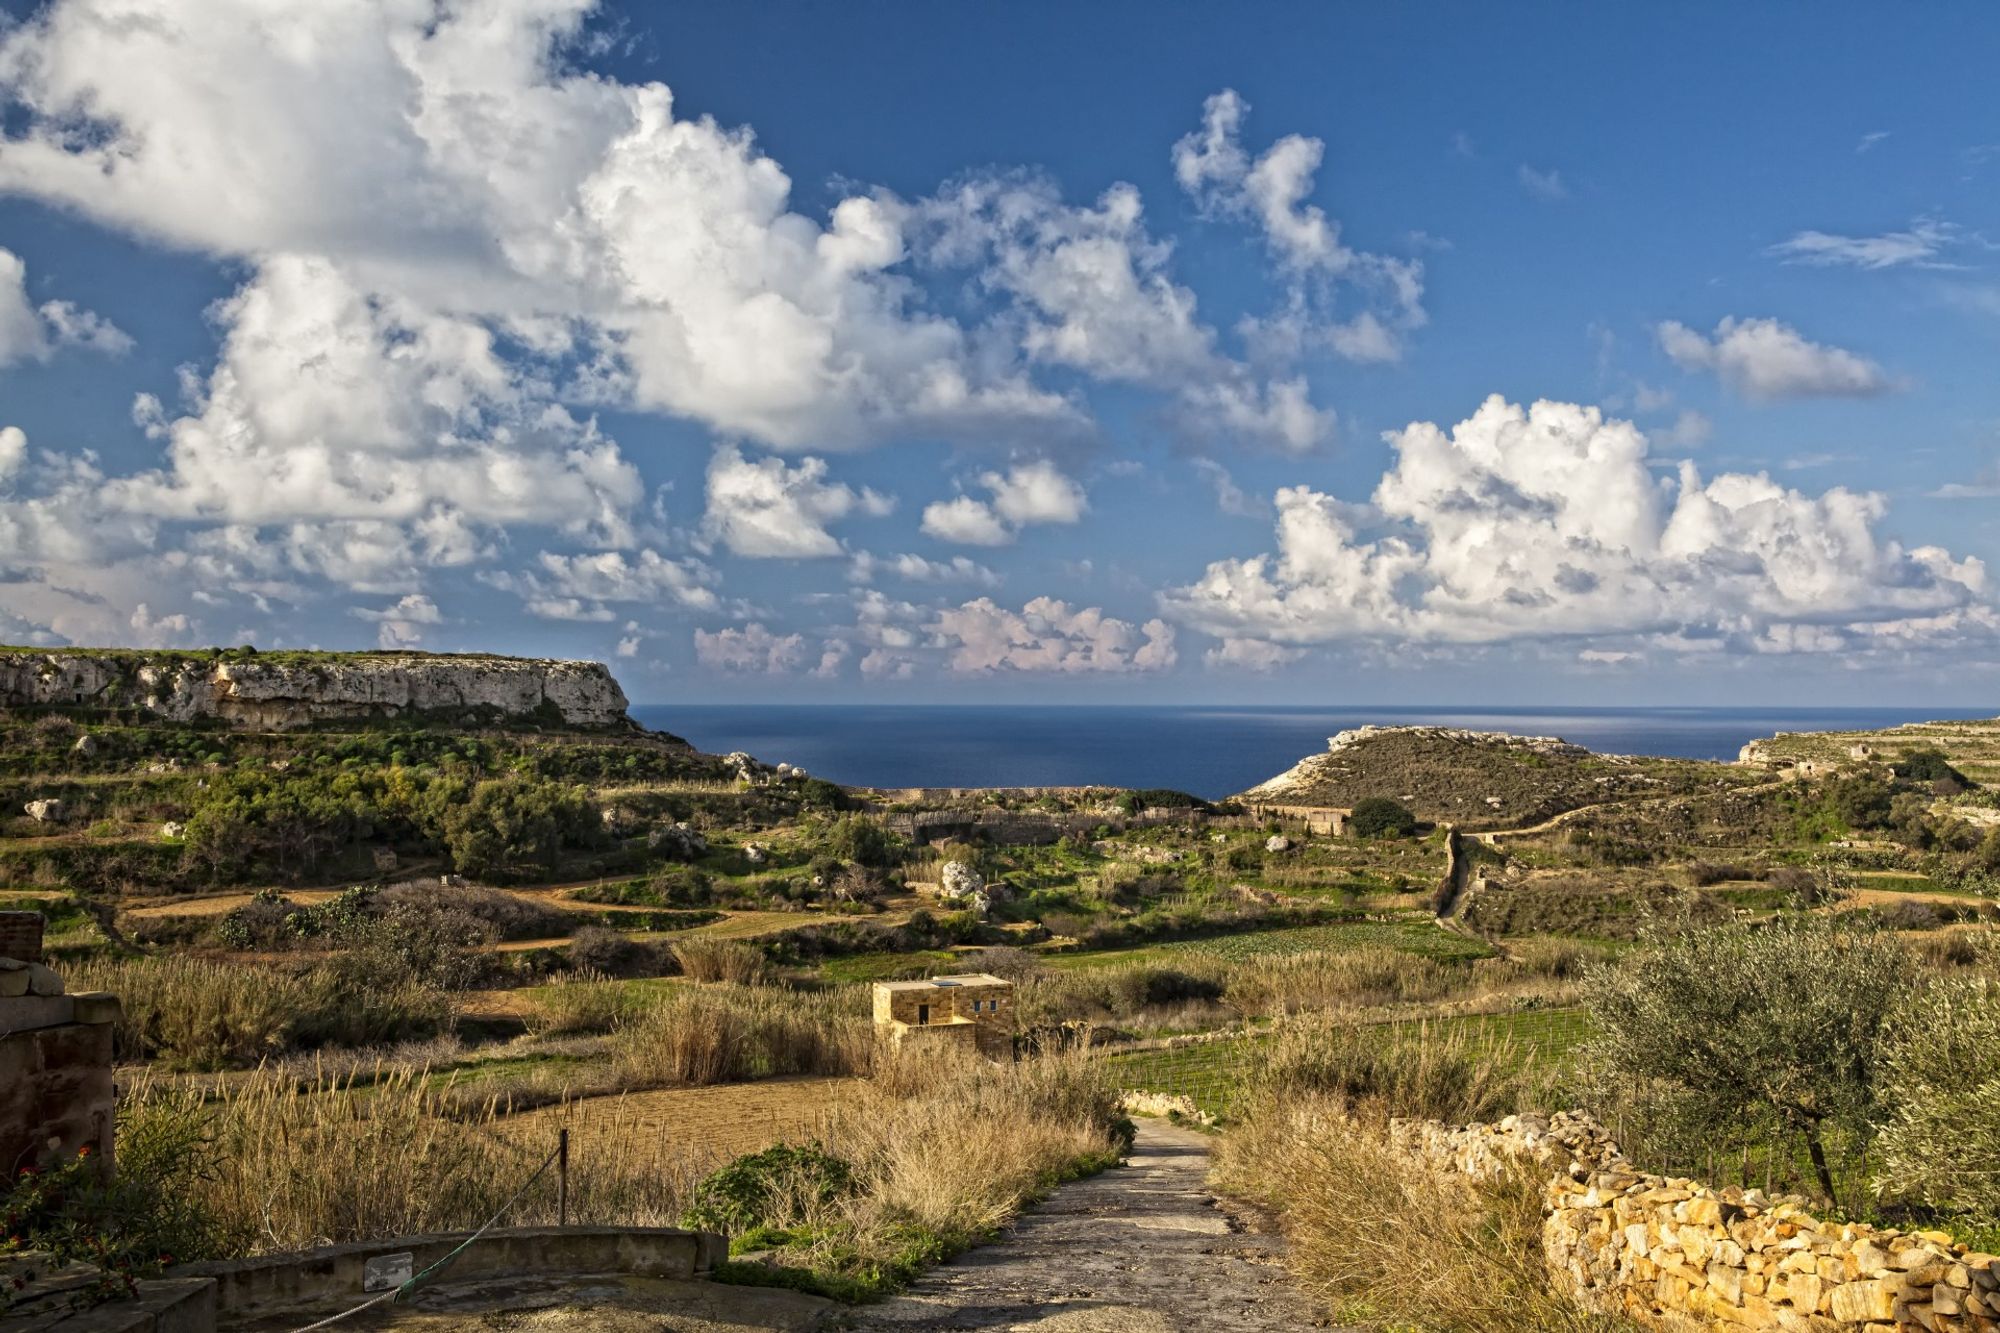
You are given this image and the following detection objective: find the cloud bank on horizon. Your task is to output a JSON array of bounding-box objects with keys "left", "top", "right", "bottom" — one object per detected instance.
[{"left": 0, "top": 0, "right": 1993, "bottom": 697}]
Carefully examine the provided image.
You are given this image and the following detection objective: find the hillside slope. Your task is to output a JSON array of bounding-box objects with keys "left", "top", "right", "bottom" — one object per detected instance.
[{"left": 1239, "top": 725, "right": 1753, "bottom": 828}]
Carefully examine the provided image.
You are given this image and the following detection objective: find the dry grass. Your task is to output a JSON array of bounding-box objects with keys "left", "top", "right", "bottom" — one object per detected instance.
[
  {"left": 523, "top": 968, "right": 642, "bottom": 1036},
  {"left": 672, "top": 935, "right": 773, "bottom": 984},
  {"left": 1223, "top": 946, "right": 1468, "bottom": 1015},
  {"left": 69, "top": 954, "right": 447, "bottom": 1069},
  {"left": 724, "top": 1045, "right": 1129, "bottom": 1295},
  {"left": 610, "top": 984, "right": 874, "bottom": 1089},
  {"left": 1214, "top": 1096, "right": 1631, "bottom": 1332},
  {"left": 1255, "top": 1009, "right": 1543, "bottom": 1124},
  {"left": 118, "top": 1063, "right": 701, "bottom": 1254},
  {"left": 502, "top": 1075, "right": 866, "bottom": 1170}
]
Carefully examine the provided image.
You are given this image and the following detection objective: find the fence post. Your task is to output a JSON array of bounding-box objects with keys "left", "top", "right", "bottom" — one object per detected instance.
[{"left": 558, "top": 1128, "right": 569, "bottom": 1228}]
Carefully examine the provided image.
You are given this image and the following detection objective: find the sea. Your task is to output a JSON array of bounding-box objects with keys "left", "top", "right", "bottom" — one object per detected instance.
[{"left": 628, "top": 705, "right": 1999, "bottom": 801}]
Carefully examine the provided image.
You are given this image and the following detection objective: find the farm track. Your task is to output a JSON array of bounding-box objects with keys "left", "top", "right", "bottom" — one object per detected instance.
[{"left": 839, "top": 1118, "right": 1331, "bottom": 1332}]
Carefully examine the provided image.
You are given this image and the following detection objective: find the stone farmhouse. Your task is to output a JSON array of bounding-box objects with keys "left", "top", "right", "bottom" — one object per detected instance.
[{"left": 872, "top": 973, "right": 1014, "bottom": 1060}]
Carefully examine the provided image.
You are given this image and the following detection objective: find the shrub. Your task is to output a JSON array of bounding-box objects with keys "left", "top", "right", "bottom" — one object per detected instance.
[
  {"left": 823, "top": 816, "right": 894, "bottom": 868},
  {"left": 1349, "top": 797, "right": 1417, "bottom": 839},
  {"left": 1893, "top": 747, "right": 1970, "bottom": 789},
  {"left": 375, "top": 881, "right": 571, "bottom": 941},
  {"left": 1116, "top": 788, "right": 1213, "bottom": 814},
  {"left": 568, "top": 926, "right": 675, "bottom": 978},
  {"left": 681, "top": 1143, "right": 857, "bottom": 1236},
  {"left": 1872, "top": 972, "right": 2000, "bottom": 1220},
  {"left": 796, "top": 778, "right": 848, "bottom": 811},
  {"left": 436, "top": 777, "right": 599, "bottom": 881},
  {"left": 1578, "top": 918, "right": 1906, "bottom": 1208}
]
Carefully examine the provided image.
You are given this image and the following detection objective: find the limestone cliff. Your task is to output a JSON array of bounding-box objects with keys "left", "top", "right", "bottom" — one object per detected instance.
[{"left": 0, "top": 650, "right": 631, "bottom": 730}]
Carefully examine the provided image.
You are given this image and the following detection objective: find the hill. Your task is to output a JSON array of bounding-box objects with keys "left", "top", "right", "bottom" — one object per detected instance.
[{"left": 1238, "top": 724, "right": 1754, "bottom": 828}]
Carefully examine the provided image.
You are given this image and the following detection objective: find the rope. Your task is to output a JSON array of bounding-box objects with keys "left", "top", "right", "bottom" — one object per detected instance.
[{"left": 287, "top": 1142, "right": 563, "bottom": 1332}]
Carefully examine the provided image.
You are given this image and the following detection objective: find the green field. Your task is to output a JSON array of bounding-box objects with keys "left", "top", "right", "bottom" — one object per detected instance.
[
  {"left": 1108, "top": 1005, "right": 1593, "bottom": 1118},
  {"left": 1044, "top": 916, "right": 1497, "bottom": 971}
]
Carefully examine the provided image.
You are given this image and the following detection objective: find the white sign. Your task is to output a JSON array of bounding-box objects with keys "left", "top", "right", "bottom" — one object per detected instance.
[{"left": 363, "top": 1252, "right": 414, "bottom": 1293}]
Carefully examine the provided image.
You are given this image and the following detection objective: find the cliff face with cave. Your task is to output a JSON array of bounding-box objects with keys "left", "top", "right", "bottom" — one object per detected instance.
[{"left": 0, "top": 650, "right": 631, "bottom": 730}]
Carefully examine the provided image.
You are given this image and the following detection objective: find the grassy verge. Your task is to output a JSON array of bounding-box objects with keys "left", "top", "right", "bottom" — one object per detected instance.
[{"left": 703, "top": 1046, "right": 1130, "bottom": 1301}]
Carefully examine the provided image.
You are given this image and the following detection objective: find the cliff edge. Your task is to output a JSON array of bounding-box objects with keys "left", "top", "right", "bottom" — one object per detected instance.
[{"left": 0, "top": 649, "right": 631, "bottom": 730}]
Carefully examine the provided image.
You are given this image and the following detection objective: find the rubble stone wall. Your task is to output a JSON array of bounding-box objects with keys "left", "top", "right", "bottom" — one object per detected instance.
[{"left": 1402, "top": 1112, "right": 2000, "bottom": 1331}]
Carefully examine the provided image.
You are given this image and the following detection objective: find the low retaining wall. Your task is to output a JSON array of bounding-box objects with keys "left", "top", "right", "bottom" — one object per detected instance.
[
  {"left": 174, "top": 1225, "right": 725, "bottom": 1325},
  {"left": 1546, "top": 1172, "right": 1998, "bottom": 1331},
  {"left": 1403, "top": 1112, "right": 2000, "bottom": 1332}
]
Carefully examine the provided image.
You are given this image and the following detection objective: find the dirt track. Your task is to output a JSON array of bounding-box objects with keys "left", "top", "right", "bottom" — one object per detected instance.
[{"left": 837, "top": 1118, "right": 1331, "bottom": 1332}]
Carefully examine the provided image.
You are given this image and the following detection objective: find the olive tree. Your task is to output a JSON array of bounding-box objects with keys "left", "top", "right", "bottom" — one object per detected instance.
[
  {"left": 1580, "top": 918, "right": 1906, "bottom": 1208},
  {"left": 1873, "top": 972, "right": 2000, "bottom": 1219}
]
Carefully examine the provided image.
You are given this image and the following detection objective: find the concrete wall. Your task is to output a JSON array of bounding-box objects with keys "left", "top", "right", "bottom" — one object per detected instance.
[{"left": 177, "top": 1226, "right": 724, "bottom": 1323}]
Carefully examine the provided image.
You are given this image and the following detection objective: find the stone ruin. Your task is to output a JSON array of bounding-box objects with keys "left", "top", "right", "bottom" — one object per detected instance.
[{"left": 0, "top": 912, "right": 121, "bottom": 1180}]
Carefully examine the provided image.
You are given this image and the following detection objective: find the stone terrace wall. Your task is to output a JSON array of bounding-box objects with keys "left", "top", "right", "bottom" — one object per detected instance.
[
  {"left": 1545, "top": 1171, "right": 1997, "bottom": 1331},
  {"left": 1402, "top": 1112, "right": 2000, "bottom": 1332}
]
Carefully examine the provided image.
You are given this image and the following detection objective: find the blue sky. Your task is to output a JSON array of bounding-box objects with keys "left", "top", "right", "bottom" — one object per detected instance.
[{"left": 1, "top": 0, "right": 1998, "bottom": 704}]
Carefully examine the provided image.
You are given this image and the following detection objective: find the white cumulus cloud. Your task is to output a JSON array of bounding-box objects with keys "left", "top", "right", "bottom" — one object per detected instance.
[
  {"left": 931, "top": 596, "right": 1177, "bottom": 674},
  {"left": 1163, "top": 395, "right": 1985, "bottom": 656},
  {"left": 1657, "top": 317, "right": 1894, "bottom": 401},
  {"left": 700, "top": 445, "right": 893, "bottom": 559},
  {"left": 693, "top": 622, "right": 807, "bottom": 673},
  {"left": 920, "top": 460, "right": 1087, "bottom": 547}
]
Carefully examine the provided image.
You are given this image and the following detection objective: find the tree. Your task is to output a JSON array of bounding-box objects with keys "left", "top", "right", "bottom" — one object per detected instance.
[
  {"left": 1348, "top": 797, "right": 1417, "bottom": 839},
  {"left": 823, "top": 815, "right": 894, "bottom": 868},
  {"left": 1892, "top": 747, "right": 1970, "bottom": 791},
  {"left": 436, "top": 777, "right": 598, "bottom": 880},
  {"left": 1580, "top": 918, "right": 1905, "bottom": 1208},
  {"left": 1872, "top": 972, "right": 2000, "bottom": 1219}
]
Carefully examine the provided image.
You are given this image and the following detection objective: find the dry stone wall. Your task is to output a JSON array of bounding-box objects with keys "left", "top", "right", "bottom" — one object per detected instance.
[{"left": 1401, "top": 1111, "right": 1999, "bottom": 1332}]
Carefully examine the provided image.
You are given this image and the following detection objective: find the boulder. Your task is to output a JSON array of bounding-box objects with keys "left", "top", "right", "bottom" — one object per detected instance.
[
  {"left": 70, "top": 734, "right": 98, "bottom": 758},
  {"left": 1265, "top": 834, "right": 1291, "bottom": 853},
  {"left": 23, "top": 799, "right": 65, "bottom": 824},
  {"left": 649, "top": 822, "right": 709, "bottom": 861},
  {"left": 744, "top": 843, "right": 769, "bottom": 865},
  {"left": 160, "top": 821, "right": 186, "bottom": 840},
  {"left": 940, "top": 860, "right": 984, "bottom": 899}
]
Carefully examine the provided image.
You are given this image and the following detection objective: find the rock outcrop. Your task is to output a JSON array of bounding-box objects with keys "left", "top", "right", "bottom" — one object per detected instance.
[{"left": 0, "top": 650, "right": 631, "bottom": 730}]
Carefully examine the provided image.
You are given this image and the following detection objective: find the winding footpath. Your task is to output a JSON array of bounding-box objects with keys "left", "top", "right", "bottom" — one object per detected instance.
[{"left": 837, "top": 1119, "right": 1333, "bottom": 1332}]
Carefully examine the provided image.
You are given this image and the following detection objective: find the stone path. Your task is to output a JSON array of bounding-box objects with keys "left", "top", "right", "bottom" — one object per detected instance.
[{"left": 835, "top": 1119, "right": 1333, "bottom": 1332}]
